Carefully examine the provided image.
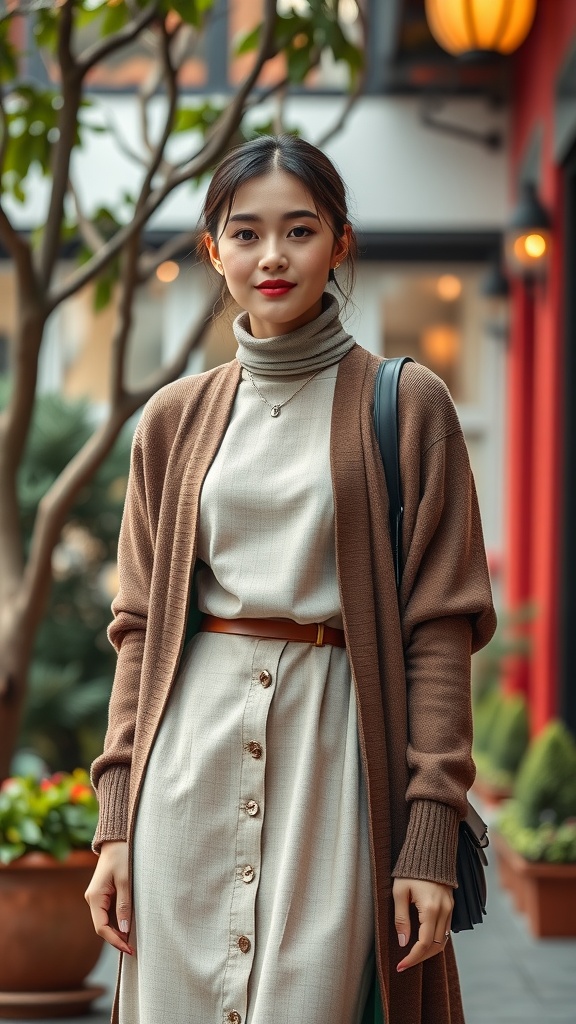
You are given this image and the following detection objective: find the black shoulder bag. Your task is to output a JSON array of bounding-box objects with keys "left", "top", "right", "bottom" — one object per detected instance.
[{"left": 373, "top": 357, "right": 489, "bottom": 932}]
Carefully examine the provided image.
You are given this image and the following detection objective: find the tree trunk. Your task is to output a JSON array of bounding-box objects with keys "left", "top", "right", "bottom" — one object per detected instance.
[{"left": 0, "top": 606, "right": 34, "bottom": 780}]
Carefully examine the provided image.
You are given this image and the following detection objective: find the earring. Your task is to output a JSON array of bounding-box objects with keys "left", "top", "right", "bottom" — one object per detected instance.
[
  {"left": 333, "top": 258, "right": 345, "bottom": 270},
  {"left": 214, "top": 261, "right": 223, "bottom": 275}
]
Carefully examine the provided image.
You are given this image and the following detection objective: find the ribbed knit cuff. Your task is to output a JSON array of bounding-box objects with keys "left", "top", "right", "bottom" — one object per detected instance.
[
  {"left": 391, "top": 799, "right": 461, "bottom": 888},
  {"left": 91, "top": 765, "right": 130, "bottom": 854}
]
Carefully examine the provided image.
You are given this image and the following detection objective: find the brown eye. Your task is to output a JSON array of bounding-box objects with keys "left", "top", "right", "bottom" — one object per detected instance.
[
  {"left": 235, "top": 229, "right": 256, "bottom": 241},
  {"left": 289, "top": 226, "right": 312, "bottom": 238}
]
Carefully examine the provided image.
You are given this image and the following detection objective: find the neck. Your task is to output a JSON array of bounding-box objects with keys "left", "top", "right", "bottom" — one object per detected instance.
[{"left": 234, "top": 292, "right": 356, "bottom": 378}]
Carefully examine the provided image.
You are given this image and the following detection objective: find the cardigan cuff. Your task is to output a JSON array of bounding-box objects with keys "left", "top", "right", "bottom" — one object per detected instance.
[
  {"left": 91, "top": 765, "right": 130, "bottom": 854},
  {"left": 391, "top": 799, "right": 461, "bottom": 888}
]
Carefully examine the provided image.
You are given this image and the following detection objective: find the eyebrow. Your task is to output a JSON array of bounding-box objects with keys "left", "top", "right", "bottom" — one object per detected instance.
[{"left": 227, "top": 209, "right": 320, "bottom": 223}]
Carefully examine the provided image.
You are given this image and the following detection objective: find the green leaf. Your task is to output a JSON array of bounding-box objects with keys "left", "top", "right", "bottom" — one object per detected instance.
[
  {"left": 18, "top": 818, "right": 43, "bottom": 845},
  {"left": 164, "top": 0, "right": 209, "bottom": 28},
  {"left": 94, "top": 275, "right": 114, "bottom": 312},
  {"left": 173, "top": 102, "right": 223, "bottom": 135},
  {"left": 287, "top": 41, "right": 314, "bottom": 84},
  {"left": 234, "top": 23, "right": 261, "bottom": 57},
  {"left": 0, "top": 842, "right": 26, "bottom": 865},
  {"left": 102, "top": 1, "right": 130, "bottom": 36}
]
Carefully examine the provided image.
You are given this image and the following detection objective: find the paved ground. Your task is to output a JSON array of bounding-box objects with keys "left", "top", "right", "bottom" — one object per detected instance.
[{"left": 4, "top": 801, "right": 576, "bottom": 1023}]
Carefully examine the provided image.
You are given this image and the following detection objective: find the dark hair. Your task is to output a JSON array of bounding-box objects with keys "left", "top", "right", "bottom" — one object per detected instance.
[{"left": 199, "top": 135, "right": 357, "bottom": 305}]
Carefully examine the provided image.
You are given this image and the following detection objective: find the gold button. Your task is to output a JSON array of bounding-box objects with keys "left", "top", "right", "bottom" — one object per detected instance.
[
  {"left": 226, "top": 1012, "right": 241, "bottom": 1024},
  {"left": 238, "top": 935, "right": 251, "bottom": 954},
  {"left": 258, "top": 669, "right": 272, "bottom": 688},
  {"left": 241, "top": 865, "right": 255, "bottom": 883},
  {"left": 245, "top": 741, "right": 263, "bottom": 759},
  {"left": 245, "top": 800, "right": 259, "bottom": 817}
]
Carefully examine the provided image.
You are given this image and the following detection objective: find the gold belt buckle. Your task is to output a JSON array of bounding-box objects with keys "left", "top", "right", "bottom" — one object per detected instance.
[{"left": 315, "top": 623, "right": 325, "bottom": 647}]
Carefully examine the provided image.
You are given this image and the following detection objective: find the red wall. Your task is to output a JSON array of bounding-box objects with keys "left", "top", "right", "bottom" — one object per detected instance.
[{"left": 505, "top": 0, "right": 576, "bottom": 732}]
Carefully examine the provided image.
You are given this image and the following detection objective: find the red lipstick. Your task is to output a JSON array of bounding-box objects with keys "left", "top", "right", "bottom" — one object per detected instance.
[{"left": 256, "top": 279, "right": 296, "bottom": 297}]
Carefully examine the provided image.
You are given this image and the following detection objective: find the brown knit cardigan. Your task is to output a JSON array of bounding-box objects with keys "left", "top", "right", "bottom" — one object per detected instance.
[{"left": 91, "top": 343, "right": 497, "bottom": 1024}]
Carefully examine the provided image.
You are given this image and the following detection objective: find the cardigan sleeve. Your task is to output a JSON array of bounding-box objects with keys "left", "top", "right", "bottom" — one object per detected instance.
[
  {"left": 89, "top": 418, "right": 153, "bottom": 853},
  {"left": 391, "top": 366, "right": 497, "bottom": 887}
]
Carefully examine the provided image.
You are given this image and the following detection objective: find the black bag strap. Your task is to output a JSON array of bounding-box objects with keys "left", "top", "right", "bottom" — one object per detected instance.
[
  {"left": 374, "top": 357, "right": 490, "bottom": 888},
  {"left": 373, "top": 356, "right": 414, "bottom": 589}
]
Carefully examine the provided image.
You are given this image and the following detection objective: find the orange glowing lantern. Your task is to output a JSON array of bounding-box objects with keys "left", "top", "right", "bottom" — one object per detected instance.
[{"left": 425, "top": 0, "right": 537, "bottom": 58}]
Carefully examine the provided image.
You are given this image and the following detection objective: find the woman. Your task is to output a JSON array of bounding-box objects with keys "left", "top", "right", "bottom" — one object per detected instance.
[{"left": 86, "top": 135, "right": 497, "bottom": 1024}]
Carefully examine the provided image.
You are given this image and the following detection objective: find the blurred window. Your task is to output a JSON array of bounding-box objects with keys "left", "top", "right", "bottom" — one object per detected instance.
[{"left": 380, "top": 264, "right": 485, "bottom": 405}]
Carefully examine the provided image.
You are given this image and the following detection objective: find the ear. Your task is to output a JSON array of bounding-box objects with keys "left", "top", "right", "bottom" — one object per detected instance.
[
  {"left": 205, "top": 233, "right": 224, "bottom": 276},
  {"left": 331, "top": 223, "right": 352, "bottom": 270}
]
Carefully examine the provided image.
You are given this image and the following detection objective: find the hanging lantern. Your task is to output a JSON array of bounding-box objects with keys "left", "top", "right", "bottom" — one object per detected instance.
[
  {"left": 425, "top": 0, "right": 537, "bottom": 58},
  {"left": 505, "top": 182, "right": 551, "bottom": 280}
]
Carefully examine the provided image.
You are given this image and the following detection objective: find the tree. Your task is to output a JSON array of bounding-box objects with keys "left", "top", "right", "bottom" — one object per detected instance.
[{"left": 0, "top": 0, "right": 365, "bottom": 778}]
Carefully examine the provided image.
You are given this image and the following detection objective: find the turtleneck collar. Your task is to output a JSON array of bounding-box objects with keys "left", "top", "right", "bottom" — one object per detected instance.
[{"left": 233, "top": 292, "right": 356, "bottom": 377}]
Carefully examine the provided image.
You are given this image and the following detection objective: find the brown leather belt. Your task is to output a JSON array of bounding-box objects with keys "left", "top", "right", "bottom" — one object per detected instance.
[{"left": 200, "top": 614, "right": 346, "bottom": 648}]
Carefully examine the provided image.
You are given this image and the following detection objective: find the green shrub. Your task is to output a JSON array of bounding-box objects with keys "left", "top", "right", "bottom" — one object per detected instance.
[
  {"left": 473, "top": 687, "right": 505, "bottom": 755},
  {"left": 497, "top": 800, "right": 576, "bottom": 863},
  {"left": 513, "top": 721, "right": 576, "bottom": 828},
  {"left": 489, "top": 693, "right": 530, "bottom": 775}
]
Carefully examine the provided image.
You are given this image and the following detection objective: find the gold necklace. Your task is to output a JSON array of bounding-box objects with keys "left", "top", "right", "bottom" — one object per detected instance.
[{"left": 245, "top": 367, "right": 324, "bottom": 417}]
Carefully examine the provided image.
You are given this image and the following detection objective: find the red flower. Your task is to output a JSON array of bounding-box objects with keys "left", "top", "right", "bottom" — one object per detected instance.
[
  {"left": 70, "top": 783, "right": 92, "bottom": 803},
  {"left": 40, "top": 779, "right": 54, "bottom": 792}
]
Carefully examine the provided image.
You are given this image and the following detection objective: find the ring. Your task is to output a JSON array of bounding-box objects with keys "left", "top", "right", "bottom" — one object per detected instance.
[{"left": 445, "top": 931, "right": 450, "bottom": 939}]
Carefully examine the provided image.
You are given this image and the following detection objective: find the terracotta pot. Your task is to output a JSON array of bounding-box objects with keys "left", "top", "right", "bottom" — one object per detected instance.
[
  {"left": 492, "top": 830, "right": 576, "bottom": 937},
  {"left": 0, "top": 849, "right": 105, "bottom": 1019}
]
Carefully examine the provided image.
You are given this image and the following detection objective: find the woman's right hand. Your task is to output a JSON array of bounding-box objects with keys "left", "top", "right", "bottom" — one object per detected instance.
[{"left": 84, "top": 840, "right": 135, "bottom": 956}]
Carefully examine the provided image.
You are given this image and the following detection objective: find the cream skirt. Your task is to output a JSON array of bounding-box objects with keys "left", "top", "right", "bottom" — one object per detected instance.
[{"left": 119, "top": 630, "right": 374, "bottom": 1024}]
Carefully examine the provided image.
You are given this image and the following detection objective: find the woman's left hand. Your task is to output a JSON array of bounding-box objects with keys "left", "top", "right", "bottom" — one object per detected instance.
[{"left": 392, "top": 877, "right": 454, "bottom": 972}]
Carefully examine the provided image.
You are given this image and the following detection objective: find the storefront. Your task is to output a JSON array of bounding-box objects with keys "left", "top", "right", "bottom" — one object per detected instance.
[{"left": 505, "top": 0, "right": 576, "bottom": 737}]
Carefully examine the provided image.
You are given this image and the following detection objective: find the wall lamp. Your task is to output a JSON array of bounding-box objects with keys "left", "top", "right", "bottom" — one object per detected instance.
[{"left": 505, "top": 181, "right": 551, "bottom": 281}]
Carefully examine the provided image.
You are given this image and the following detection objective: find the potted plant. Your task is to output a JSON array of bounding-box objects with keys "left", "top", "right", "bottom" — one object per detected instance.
[
  {"left": 0, "top": 769, "right": 105, "bottom": 1019},
  {"left": 472, "top": 689, "right": 529, "bottom": 806},
  {"left": 471, "top": 608, "right": 532, "bottom": 806},
  {"left": 492, "top": 721, "right": 576, "bottom": 937}
]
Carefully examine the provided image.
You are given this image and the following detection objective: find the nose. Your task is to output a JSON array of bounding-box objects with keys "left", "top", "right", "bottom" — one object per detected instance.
[{"left": 258, "top": 239, "right": 288, "bottom": 272}]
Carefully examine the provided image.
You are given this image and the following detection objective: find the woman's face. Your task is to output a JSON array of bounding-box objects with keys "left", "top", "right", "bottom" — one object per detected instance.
[{"left": 206, "top": 168, "right": 349, "bottom": 338}]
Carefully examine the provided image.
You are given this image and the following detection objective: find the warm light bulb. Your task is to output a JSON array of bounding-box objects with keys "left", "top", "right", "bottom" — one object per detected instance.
[
  {"left": 156, "top": 260, "right": 180, "bottom": 283},
  {"left": 524, "top": 233, "right": 547, "bottom": 259},
  {"left": 421, "top": 325, "right": 460, "bottom": 367},
  {"left": 436, "top": 274, "right": 462, "bottom": 301}
]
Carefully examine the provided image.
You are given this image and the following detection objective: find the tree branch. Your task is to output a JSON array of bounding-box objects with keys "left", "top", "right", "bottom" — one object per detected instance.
[
  {"left": 67, "top": 177, "right": 107, "bottom": 253},
  {"left": 126, "top": 288, "right": 216, "bottom": 409},
  {"left": 38, "top": 0, "right": 83, "bottom": 289},
  {"left": 137, "top": 229, "right": 200, "bottom": 279},
  {"left": 0, "top": 203, "right": 29, "bottom": 266},
  {"left": 46, "top": 0, "right": 283, "bottom": 313},
  {"left": 0, "top": 88, "right": 8, "bottom": 178},
  {"left": 77, "top": 1, "right": 159, "bottom": 76},
  {"left": 314, "top": 3, "right": 367, "bottom": 149},
  {"left": 20, "top": 410, "right": 130, "bottom": 626},
  {"left": 21, "top": 288, "right": 215, "bottom": 618},
  {"left": 166, "top": 0, "right": 278, "bottom": 191},
  {"left": 110, "top": 230, "right": 143, "bottom": 407},
  {"left": 134, "top": 19, "right": 178, "bottom": 213},
  {"left": 101, "top": 110, "right": 149, "bottom": 168}
]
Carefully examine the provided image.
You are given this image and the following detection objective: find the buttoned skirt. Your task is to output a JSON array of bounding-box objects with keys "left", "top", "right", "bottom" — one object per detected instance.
[{"left": 118, "top": 630, "right": 374, "bottom": 1024}]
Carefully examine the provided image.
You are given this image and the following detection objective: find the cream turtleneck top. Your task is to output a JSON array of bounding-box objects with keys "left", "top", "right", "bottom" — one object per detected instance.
[{"left": 195, "top": 293, "right": 355, "bottom": 628}]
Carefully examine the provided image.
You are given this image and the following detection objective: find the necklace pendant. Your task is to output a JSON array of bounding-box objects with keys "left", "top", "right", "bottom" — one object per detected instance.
[{"left": 270, "top": 405, "right": 281, "bottom": 418}]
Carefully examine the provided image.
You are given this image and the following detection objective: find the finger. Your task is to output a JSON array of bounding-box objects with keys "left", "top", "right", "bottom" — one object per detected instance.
[
  {"left": 114, "top": 882, "right": 133, "bottom": 939},
  {"left": 392, "top": 883, "right": 411, "bottom": 949},
  {"left": 433, "top": 912, "right": 452, "bottom": 948},
  {"left": 397, "top": 907, "right": 436, "bottom": 972},
  {"left": 400, "top": 902, "right": 453, "bottom": 970},
  {"left": 88, "top": 891, "right": 134, "bottom": 956}
]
